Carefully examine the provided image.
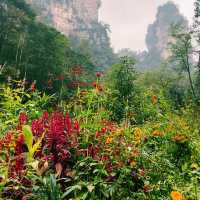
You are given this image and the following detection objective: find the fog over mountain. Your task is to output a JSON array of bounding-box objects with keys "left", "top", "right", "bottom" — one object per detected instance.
[
  {"left": 25, "top": 0, "right": 191, "bottom": 69},
  {"left": 117, "top": 1, "right": 189, "bottom": 69},
  {"left": 100, "top": 0, "right": 193, "bottom": 51}
]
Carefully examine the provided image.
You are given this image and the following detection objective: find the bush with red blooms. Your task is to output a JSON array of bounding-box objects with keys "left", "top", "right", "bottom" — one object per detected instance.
[
  {"left": 0, "top": 111, "right": 81, "bottom": 199},
  {"left": 31, "top": 111, "right": 81, "bottom": 167}
]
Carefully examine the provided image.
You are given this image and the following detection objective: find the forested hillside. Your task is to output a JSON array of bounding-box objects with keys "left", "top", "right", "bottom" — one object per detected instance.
[
  {"left": 26, "top": 0, "right": 116, "bottom": 68},
  {"left": 0, "top": 0, "right": 97, "bottom": 93}
]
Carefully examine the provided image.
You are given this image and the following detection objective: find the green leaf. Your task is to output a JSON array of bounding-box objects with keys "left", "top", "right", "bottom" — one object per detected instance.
[
  {"left": 23, "top": 125, "right": 44, "bottom": 162},
  {"left": 62, "top": 185, "right": 82, "bottom": 198},
  {"left": 31, "top": 131, "right": 45, "bottom": 157},
  {"left": 22, "top": 125, "right": 33, "bottom": 151}
]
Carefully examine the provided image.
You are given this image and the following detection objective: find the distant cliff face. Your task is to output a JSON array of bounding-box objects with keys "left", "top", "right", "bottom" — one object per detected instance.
[
  {"left": 26, "top": 0, "right": 101, "bottom": 39},
  {"left": 133, "top": 1, "right": 189, "bottom": 69},
  {"left": 26, "top": 0, "right": 115, "bottom": 68},
  {"left": 146, "top": 1, "right": 188, "bottom": 60}
]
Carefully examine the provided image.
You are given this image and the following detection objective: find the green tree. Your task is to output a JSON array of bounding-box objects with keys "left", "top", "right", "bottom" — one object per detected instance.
[
  {"left": 169, "top": 24, "right": 196, "bottom": 99},
  {"left": 104, "top": 56, "right": 138, "bottom": 122},
  {"left": 0, "top": 0, "right": 95, "bottom": 95},
  {"left": 194, "top": 0, "right": 200, "bottom": 99}
]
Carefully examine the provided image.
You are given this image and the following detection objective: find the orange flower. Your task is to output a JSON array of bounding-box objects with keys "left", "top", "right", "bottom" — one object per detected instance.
[
  {"left": 152, "top": 95, "right": 158, "bottom": 105},
  {"left": 130, "top": 160, "right": 137, "bottom": 168},
  {"left": 132, "top": 149, "right": 140, "bottom": 157},
  {"left": 172, "top": 134, "right": 188, "bottom": 143},
  {"left": 92, "top": 82, "right": 103, "bottom": 92},
  {"left": 143, "top": 184, "right": 152, "bottom": 193},
  {"left": 152, "top": 130, "right": 163, "bottom": 137},
  {"left": 105, "top": 137, "right": 112, "bottom": 145},
  {"left": 170, "top": 191, "right": 184, "bottom": 200}
]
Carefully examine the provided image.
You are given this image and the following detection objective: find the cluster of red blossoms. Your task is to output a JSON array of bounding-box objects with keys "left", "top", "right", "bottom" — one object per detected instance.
[
  {"left": 79, "top": 120, "right": 117, "bottom": 166},
  {"left": 1, "top": 111, "right": 81, "bottom": 180},
  {"left": 11, "top": 134, "right": 25, "bottom": 177},
  {"left": 30, "top": 111, "right": 81, "bottom": 163},
  {"left": 45, "top": 112, "right": 80, "bottom": 162},
  {"left": 0, "top": 112, "right": 28, "bottom": 178}
]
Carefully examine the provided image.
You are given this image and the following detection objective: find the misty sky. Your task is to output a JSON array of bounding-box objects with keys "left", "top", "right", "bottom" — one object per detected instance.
[{"left": 99, "top": 0, "right": 194, "bottom": 52}]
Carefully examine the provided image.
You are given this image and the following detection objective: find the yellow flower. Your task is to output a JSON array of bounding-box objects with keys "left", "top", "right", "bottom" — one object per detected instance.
[
  {"left": 170, "top": 191, "right": 184, "bottom": 200},
  {"left": 115, "top": 128, "right": 124, "bottom": 136},
  {"left": 191, "top": 163, "right": 198, "bottom": 170},
  {"left": 134, "top": 128, "right": 142, "bottom": 144},
  {"left": 188, "top": 195, "right": 195, "bottom": 200},
  {"left": 165, "top": 123, "right": 173, "bottom": 132},
  {"left": 130, "top": 160, "right": 137, "bottom": 168}
]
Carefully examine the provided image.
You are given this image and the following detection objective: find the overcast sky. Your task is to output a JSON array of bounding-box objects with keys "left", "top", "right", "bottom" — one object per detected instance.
[{"left": 99, "top": 0, "right": 194, "bottom": 52}]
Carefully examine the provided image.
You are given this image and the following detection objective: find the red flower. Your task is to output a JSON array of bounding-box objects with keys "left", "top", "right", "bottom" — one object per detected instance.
[
  {"left": 87, "top": 144, "right": 99, "bottom": 159},
  {"left": 31, "top": 119, "right": 44, "bottom": 137},
  {"left": 96, "top": 72, "right": 102, "bottom": 78},
  {"left": 92, "top": 82, "right": 103, "bottom": 92},
  {"left": 65, "top": 113, "right": 72, "bottom": 134},
  {"left": 0, "top": 132, "right": 13, "bottom": 150},
  {"left": 19, "top": 112, "right": 28, "bottom": 125},
  {"left": 60, "top": 149, "right": 71, "bottom": 160},
  {"left": 31, "top": 82, "right": 36, "bottom": 92},
  {"left": 96, "top": 127, "right": 107, "bottom": 138},
  {"left": 42, "top": 111, "right": 49, "bottom": 121},
  {"left": 46, "top": 112, "right": 75, "bottom": 162},
  {"left": 10, "top": 134, "right": 25, "bottom": 177},
  {"left": 50, "top": 112, "right": 65, "bottom": 139},
  {"left": 101, "top": 155, "right": 109, "bottom": 161},
  {"left": 74, "top": 120, "right": 80, "bottom": 133},
  {"left": 15, "top": 157, "right": 24, "bottom": 176},
  {"left": 92, "top": 82, "right": 97, "bottom": 88},
  {"left": 15, "top": 134, "right": 24, "bottom": 154},
  {"left": 69, "top": 81, "right": 88, "bottom": 88},
  {"left": 72, "top": 65, "right": 83, "bottom": 75}
]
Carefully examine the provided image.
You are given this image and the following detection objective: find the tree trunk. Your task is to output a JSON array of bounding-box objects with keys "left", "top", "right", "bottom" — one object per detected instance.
[{"left": 186, "top": 53, "right": 196, "bottom": 99}]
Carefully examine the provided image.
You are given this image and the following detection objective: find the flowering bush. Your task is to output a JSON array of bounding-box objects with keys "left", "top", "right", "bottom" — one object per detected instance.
[{"left": 0, "top": 79, "right": 200, "bottom": 200}]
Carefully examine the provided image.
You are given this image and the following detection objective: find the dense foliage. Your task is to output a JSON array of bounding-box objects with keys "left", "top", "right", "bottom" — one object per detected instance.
[
  {"left": 0, "top": 0, "right": 95, "bottom": 93},
  {"left": 0, "top": 73, "right": 200, "bottom": 200}
]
